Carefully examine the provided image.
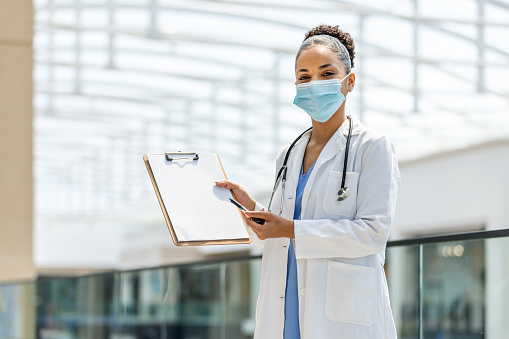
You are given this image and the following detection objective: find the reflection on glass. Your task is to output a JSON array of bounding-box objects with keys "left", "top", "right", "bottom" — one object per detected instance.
[
  {"left": 485, "top": 237, "right": 509, "bottom": 338},
  {"left": 0, "top": 282, "right": 36, "bottom": 339},
  {"left": 31, "top": 259, "right": 259, "bottom": 338},
  {"left": 422, "top": 240, "right": 485, "bottom": 338},
  {"left": 386, "top": 245, "right": 420, "bottom": 339}
]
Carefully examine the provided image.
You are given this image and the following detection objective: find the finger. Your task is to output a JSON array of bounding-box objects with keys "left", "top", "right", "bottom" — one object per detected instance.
[
  {"left": 242, "top": 211, "right": 262, "bottom": 224},
  {"left": 244, "top": 210, "right": 271, "bottom": 219},
  {"left": 243, "top": 212, "right": 269, "bottom": 226},
  {"left": 242, "top": 214, "right": 256, "bottom": 228},
  {"left": 245, "top": 218, "right": 264, "bottom": 235},
  {"left": 216, "top": 180, "right": 239, "bottom": 190},
  {"left": 245, "top": 217, "right": 261, "bottom": 229},
  {"left": 249, "top": 223, "right": 267, "bottom": 240}
]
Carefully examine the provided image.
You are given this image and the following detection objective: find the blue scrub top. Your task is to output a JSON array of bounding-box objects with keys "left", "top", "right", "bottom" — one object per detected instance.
[{"left": 283, "top": 161, "right": 316, "bottom": 339}]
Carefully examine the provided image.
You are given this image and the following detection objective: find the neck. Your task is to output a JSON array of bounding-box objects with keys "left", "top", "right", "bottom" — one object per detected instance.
[{"left": 310, "top": 111, "right": 347, "bottom": 145}]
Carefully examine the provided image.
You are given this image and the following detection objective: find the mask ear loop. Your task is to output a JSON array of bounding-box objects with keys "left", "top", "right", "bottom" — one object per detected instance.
[
  {"left": 341, "top": 73, "right": 352, "bottom": 92},
  {"left": 337, "top": 116, "right": 352, "bottom": 201},
  {"left": 341, "top": 73, "right": 351, "bottom": 82}
]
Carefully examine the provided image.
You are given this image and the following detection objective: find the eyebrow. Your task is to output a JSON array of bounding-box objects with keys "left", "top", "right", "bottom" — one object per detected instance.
[{"left": 297, "top": 64, "right": 335, "bottom": 73}]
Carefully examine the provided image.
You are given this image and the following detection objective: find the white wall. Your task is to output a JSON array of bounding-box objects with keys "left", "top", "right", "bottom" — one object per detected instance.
[{"left": 392, "top": 139, "right": 509, "bottom": 239}]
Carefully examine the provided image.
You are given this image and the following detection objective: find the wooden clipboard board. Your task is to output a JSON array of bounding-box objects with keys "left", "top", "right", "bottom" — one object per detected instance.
[{"left": 144, "top": 152, "right": 251, "bottom": 246}]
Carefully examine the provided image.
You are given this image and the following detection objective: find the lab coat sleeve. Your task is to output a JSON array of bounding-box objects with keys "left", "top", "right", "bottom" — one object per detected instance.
[
  {"left": 254, "top": 201, "right": 266, "bottom": 211},
  {"left": 294, "top": 136, "right": 401, "bottom": 259}
]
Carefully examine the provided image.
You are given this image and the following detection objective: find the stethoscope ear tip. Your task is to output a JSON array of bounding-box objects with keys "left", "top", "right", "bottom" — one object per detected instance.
[{"left": 337, "top": 187, "right": 350, "bottom": 201}]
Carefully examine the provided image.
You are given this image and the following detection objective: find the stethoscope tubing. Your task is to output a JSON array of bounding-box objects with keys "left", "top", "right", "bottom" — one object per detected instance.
[
  {"left": 341, "top": 116, "right": 353, "bottom": 190},
  {"left": 268, "top": 116, "right": 352, "bottom": 215}
]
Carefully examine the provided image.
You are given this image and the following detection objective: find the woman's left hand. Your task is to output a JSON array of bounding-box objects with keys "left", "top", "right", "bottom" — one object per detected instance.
[{"left": 242, "top": 210, "right": 294, "bottom": 240}]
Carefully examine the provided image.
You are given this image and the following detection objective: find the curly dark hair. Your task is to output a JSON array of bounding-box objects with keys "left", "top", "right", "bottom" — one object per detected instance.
[{"left": 297, "top": 24, "right": 355, "bottom": 72}]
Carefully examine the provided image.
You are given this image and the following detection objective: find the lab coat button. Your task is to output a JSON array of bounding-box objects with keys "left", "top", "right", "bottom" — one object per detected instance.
[{"left": 299, "top": 288, "right": 306, "bottom": 297}]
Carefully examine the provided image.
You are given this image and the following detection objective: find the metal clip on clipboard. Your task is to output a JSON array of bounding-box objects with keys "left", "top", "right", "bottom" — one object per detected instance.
[{"left": 165, "top": 152, "right": 199, "bottom": 162}]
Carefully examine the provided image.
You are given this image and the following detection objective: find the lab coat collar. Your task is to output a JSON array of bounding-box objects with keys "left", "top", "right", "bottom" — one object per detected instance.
[
  {"left": 286, "top": 116, "right": 361, "bottom": 212},
  {"left": 298, "top": 116, "right": 361, "bottom": 215},
  {"left": 339, "top": 115, "right": 362, "bottom": 137},
  {"left": 315, "top": 115, "right": 361, "bottom": 169}
]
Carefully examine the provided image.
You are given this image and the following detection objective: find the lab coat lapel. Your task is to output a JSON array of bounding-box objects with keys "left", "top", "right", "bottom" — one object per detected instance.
[{"left": 300, "top": 118, "right": 356, "bottom": 216}]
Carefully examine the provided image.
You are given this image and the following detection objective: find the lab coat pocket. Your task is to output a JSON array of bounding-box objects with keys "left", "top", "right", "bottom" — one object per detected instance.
[
  {"left": 322, "top": 171, "right": 359, "bottom": 218},
  {"left": 325, "top": 261, "right": 377, "bottom": 326}
]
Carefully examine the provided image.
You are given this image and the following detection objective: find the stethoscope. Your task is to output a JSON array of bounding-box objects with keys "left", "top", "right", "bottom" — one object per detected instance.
[{"left": 268, "top": 116, "right": 353, "bottom": 216}]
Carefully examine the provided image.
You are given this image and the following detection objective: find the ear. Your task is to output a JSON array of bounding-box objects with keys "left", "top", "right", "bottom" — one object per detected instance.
[{"left": 347, "top": 72, "right": 356, "bottom": 92}]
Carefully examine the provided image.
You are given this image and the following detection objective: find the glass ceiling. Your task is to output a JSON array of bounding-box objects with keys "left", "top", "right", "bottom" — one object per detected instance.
[{"left": 33, "top": 0, "right": 509, "bottom": 234}]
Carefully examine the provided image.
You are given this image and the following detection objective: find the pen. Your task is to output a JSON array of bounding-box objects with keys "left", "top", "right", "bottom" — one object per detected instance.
[{"left": 229, "top": 198, "right": 266, "bottom": 225}]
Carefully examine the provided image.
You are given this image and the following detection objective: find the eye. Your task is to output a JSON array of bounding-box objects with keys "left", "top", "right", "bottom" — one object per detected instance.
[
  {"left": 298, "top": 75, "right": 310, "bottom": 81},
  {"left": 322, "top": 71, "right": 335, "bottom": 77}
]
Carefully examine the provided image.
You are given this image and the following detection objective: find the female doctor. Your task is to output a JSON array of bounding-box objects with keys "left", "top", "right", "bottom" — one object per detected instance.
[{"left": 216, "top": 24, "right": 400, "bottom": 339}]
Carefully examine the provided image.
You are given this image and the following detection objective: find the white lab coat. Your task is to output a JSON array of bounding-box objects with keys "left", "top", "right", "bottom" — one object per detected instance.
[{"left": 252, "top": 116, "right": 400, "bottom": 339}]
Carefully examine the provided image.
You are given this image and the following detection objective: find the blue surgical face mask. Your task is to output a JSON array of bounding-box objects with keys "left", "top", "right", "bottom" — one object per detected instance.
[{"left": 293, "top": 74, "right": 350, "bottom": 123}]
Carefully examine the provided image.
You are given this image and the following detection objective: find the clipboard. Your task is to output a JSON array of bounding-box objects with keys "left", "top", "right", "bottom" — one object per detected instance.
[{"left": 143, "top": 152, "right": 251, "bottom": 246}]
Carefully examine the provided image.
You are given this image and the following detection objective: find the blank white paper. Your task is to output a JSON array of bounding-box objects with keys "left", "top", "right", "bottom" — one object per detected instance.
[{"left": 147, "top": 153, "right": 249, "bottom": 242}]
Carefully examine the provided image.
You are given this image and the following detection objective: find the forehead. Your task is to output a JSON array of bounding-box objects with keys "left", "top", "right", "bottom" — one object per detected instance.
[{"left": 295, "top": 45, "right": 343, "bottom": 70}]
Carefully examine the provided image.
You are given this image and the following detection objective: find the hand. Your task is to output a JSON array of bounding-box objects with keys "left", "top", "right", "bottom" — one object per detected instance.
[
  {"left": 215, "top": 180, "right": 256, "bottom": 211},
  {"left": 242, "top": 210, "right": 294, "bottom": 240}
]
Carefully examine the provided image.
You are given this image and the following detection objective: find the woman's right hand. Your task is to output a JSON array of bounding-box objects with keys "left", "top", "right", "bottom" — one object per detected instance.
[{"left": 215, "top": 180, "right": 256, "bottom": 211}]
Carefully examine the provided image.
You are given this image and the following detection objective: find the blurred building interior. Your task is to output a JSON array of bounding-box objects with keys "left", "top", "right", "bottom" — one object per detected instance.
[{"left": 0, "top": 0, "right": 508, "bottom": 338}]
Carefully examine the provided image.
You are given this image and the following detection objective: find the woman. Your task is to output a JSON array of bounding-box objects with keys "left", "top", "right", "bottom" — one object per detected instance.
[{"left": 216, "top": 25, "right": 400, "bottom": 339}]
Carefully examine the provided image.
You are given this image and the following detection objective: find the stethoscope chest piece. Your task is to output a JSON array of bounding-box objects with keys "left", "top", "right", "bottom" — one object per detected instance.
[{"left": 337, "top": 187, "right": 350, "bottom": 201}]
